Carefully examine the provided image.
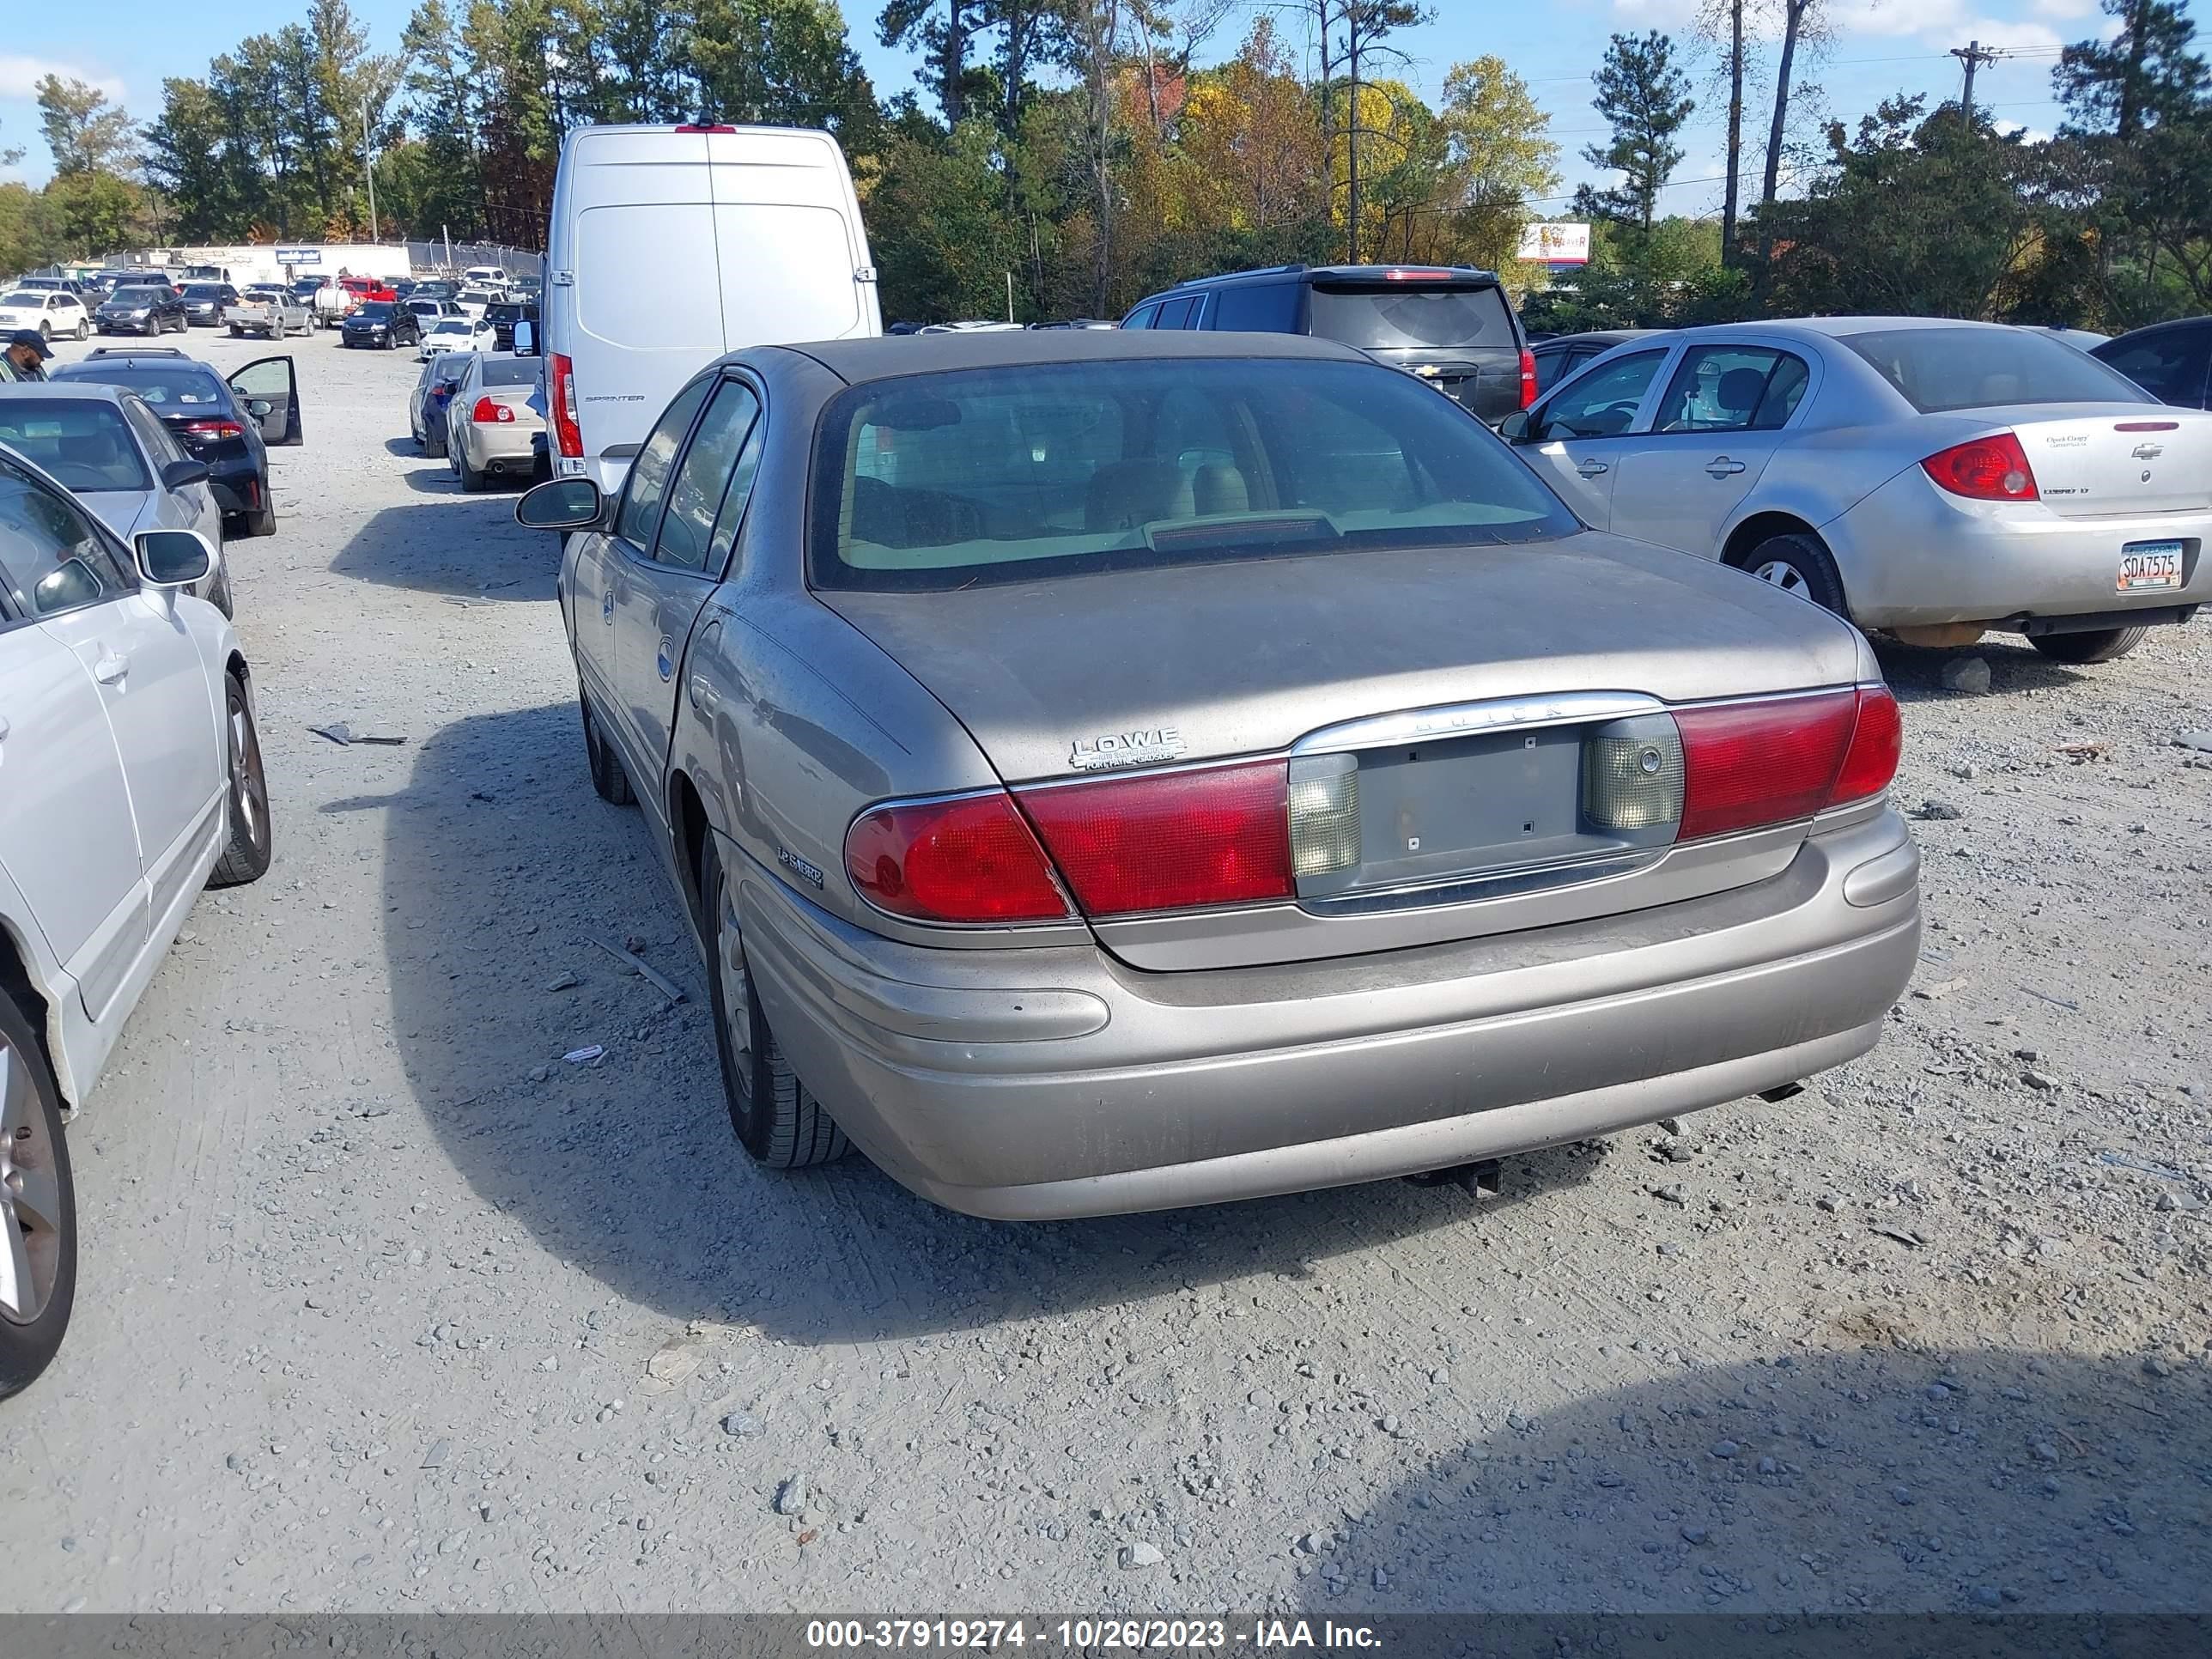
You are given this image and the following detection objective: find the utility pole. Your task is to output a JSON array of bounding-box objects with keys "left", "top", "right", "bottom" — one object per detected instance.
[
  {"left": 1951, "top": 39, "right": 1998, "bottom": 127},
  {"left": 362, "top": 100, "right": 380, "bottom": 242}
]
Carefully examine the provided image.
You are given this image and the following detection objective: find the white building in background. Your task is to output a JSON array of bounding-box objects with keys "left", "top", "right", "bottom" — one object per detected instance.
[{"left": 148, "top": 243, "right": 416, "bottom": 286}]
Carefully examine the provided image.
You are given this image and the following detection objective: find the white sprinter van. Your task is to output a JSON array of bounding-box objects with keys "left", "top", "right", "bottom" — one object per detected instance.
[{"left": 543, "top": 123, "right": 881, "bottom": 491}]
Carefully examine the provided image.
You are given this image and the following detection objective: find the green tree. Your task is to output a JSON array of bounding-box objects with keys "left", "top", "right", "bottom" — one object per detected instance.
[
  {"left": 868, "top": 118, "right": 1029, "bottom": 320},
  {"left": 1437, "top": 55, "right": 1561, "bottom": 270},
  {"left": 2057, "top": 0, "right": 2208, "bottom": 139},
  {"left": 1759, "top": 97, "right": 2047, "bottom": 319},
  {"left": 690, "top": 0, "right": 879, "bottom": 137},
  {"left": 1577, "top": 31, "right": 1692, "bottom": 234},
  {"left": 35, "top": 76, "right": 137, "bottom": 176}
]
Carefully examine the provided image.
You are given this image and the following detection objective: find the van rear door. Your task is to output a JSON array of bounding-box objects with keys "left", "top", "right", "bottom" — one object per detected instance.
[
  {"left": 703, "top": 128, "right": 879, "bottom": 347},
  {"left": 564, "top": 128, "right": 725, "bottom": 490}
]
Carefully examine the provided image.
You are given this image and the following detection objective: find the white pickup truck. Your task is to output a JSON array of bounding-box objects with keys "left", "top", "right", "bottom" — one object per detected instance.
[{"left": 225, "top": 285, "right": 312, "bottom": 338}]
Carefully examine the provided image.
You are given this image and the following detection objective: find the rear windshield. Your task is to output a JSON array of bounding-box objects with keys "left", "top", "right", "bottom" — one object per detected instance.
[
  {"left": 183, "top": 284, "right": 225, "bottom": 299},
  {"left": 811, "top": 358, "right": 1576, "bottom": 592},
  {"left": 356, "top": 302, "right": 396, "bottom": 319},
  {"left": 52, "top": 362, "right": 227, "bottom": 408},
  {"left": 109, "top": 288, "right": 163, "bottom": 303},
  {"left": 1307, "top": 282, "right": 1513, "bottom": 351},
  {"left": 478, "top": 358, "right": 540, "bottom": 388},
  {"left": 1844, "top": 326, "right": 2150, "bottom": 413},
  {"left": 0, "top": 400, "right": 150, "bottom": 491}
]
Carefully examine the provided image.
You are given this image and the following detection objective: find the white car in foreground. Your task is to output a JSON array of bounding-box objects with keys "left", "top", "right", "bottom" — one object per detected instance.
[{"left": 0, "top": 444, "right": 272, "bottom": 1398}]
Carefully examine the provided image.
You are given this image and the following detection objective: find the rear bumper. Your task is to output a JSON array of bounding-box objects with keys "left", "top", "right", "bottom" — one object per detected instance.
[
  {"left": 739, "top": 808, "right": 1922, "bottom": 1219},
  {"left": 461, "top": 423, "right": 542, "bottom": 469},
  {"left": 1827, "top": 472, "right": 2211, "bottom": 628}
]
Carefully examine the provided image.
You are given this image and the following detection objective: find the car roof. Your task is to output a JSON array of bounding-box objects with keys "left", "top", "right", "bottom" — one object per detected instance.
[
  {"left": 54, "top": 355, "right": 222, "bottom": 381},
  {"left": 769, "top": 326, "right": 1369, "bottom": 385},
  {"left": 0, "top": 381, "right": 130, "bottom": 404}
]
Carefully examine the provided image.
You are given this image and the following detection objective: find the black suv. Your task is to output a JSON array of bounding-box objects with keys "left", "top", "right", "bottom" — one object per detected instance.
[
  {"left": 483, "top": 299, "right": 540, "bottom": 351},
  {"left": 341, "top": 301, "right": 421, "bottom": 350},
  {"left": 2091, "top": 316, "right": 2211, "bottom": 410},
  {"left": 94, "top": 283, "right": 189, "bottom": 336},
  {"left": 1121, "top": 264, "right": 1535, "bottom": 426}
]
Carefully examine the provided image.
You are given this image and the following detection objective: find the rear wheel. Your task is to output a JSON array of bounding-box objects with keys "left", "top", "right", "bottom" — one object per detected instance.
[
  {"left": 2030, "top": 626, "right": 2148, "bottom": 665},
  {"left": 580, "top": 689, "right": 635, "bottom": 805},
  {"left": 701, "top": 839, "right": 848, "bottom": 1170},
  {"left": 1732, "top": 532, "right": 1850, "bottom": 618},
  {"left": 454, "top": 444, "right": 485, "bottom": 493},
  {"left": 210, "top": 669, "right": 273, "bottom": 886},
  {"left": 205, "top": 563, "right": 234, "bottom": 619},
  {"left": 73, "top": 319, "right": 88, "bottom": 342},
  {"left": 0, "top": 989, "right": 76, "bottom": 1401}
]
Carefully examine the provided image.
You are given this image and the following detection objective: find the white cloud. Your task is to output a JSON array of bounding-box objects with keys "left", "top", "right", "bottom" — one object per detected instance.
[{"left": 0, "top": 54, "right": 127, "bottom": 106}]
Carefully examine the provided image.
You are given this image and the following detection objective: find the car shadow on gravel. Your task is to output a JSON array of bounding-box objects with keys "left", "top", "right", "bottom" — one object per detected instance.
[
  {"left": 1294, "top": 1346, "right": 2207, "bottom": 1634},
  {"left": 1872, "top": 638, "right": 2093, "bottom": 702},
  {"left": 371, "top": 700, "right": 1611, "bottom": 1344},
  {"left": 329, "top": 500, "right": 557, "bottom": 600}
]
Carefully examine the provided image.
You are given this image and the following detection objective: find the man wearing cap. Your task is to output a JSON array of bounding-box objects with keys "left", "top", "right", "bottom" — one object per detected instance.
[{"left": 4, "top": 330, "right": 52, "bottom": 381}]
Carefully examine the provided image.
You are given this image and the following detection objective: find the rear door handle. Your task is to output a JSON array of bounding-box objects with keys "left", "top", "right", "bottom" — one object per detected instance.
[
  {"left": 94, "top": 652, "right": 130, "bottom": 685},
  {"left": 1576, "top": 459, "right": 1609, "bottom": 478},
  {"left": 1705, "top": 457, "right": 1747, "bottom": 477}
]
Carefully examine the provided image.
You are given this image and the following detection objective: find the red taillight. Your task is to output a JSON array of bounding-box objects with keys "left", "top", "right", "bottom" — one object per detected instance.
[
  {"left": 1676, "top": 690, "right": 1861, "bottom": 842},
  {"left": 1017, "top": 762, "right": 1291, "bottom": 916},
  {"left": 844, "top": 793, "right": 1070, "bottom": 923},
  {"left": 1382, "top": 267, "right": 1454, "bottom": 281},
  {"left": 1921, "top": 431, "right": 2039, "bottom": 501},
  {"left": 1518, "top": 346, "right": 1538, "bottom": 410},
  {"left": 182, "top": 419, "right": 245, "bottom": 441},
  {"left": 1831, "top": 684, "right": 1903, "bottom": 808},
  {"left": 471, "top": 396, "right": 514, "bottom": 423},
  {"left": 550, "top": 352, "right": 582, "bottom": 458}
]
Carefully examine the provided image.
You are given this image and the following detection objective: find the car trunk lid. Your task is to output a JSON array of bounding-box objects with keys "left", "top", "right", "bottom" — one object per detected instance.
[
  {"left": 1982, "top": 406, "right": 2212, "bottom": 519},
  {"left": 823, "top": 536, "right": 1872, "bottom": 967}
]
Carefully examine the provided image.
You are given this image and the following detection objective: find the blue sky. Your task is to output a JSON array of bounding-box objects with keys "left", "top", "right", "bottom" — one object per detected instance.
[{"left": 2, "top": 0, "right": 2172, "bottom": 213}]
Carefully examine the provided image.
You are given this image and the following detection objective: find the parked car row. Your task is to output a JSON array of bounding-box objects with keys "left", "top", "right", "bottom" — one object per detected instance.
[{"left": 0, "top": 351, "right": 283, "bottom": 1396}]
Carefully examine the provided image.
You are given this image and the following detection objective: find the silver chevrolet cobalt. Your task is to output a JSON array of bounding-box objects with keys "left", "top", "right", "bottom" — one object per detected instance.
[{"left": 518, "top": 330, "right": 1919, "bottom": 1218}]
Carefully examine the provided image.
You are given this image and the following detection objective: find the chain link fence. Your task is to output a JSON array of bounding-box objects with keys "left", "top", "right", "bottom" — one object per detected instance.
[{"left": 405, "top": 240, "right": 545, "bottom": 277}]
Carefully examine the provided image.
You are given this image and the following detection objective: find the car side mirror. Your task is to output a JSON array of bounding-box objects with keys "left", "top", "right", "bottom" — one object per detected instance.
[
  {"left": 136, "top": 527, "right": 216, "bottom": 586},
  {"left": 515, "top": 477, "right": 602, "bottom": 531},
  {"left": 1498, "top": 410, "right": 1532, "bottom": 442},
  {"left": 161, "top": 458, "right": 211, "bottom": 490},
  {"left": 512, "top": 319, "right": 536, "bottom": 356}
]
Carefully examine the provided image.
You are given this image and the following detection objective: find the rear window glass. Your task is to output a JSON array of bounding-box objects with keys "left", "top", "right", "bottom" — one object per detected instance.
[
  {"left": 1308, "top": 283, "right": 1511, "bottom": 350},
  {"left": 183, "top": 284, "right": 225, "bottom": 299},
  {"left": 811, "top": 358, "right": 1577, "bottom": 592},
  {"left": 1844, "top": 326, "right": 2149, "bottom": 413},
  {"left": 52, "top": 363, "right": 228, "bottom": 407},
  {"left": 478, "top": 358, "right": 540, "bottom": 388},
  {"left": 0, "top": 400, "right": 150, "bottom": 491},
  {"left": 109, "top": 288, "right": 163, "bottom": 303}
]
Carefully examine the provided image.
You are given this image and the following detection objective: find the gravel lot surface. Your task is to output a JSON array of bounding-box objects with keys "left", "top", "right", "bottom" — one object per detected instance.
[{"left": 2, "top": 330, "right": 2207, "bottom": 1618}]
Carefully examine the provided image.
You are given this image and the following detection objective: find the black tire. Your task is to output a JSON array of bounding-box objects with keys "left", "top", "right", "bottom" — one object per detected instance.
[
  {"left": 229, "top": 325, "right": 242, "bottom": 337},
  {"left": 210, "top": 669, "right": 273, "bottom": 887},
  {"left": 206, "top": 563, "right": 235, "bottom": 619},
  {"left": 700, "top": 839, "right": 848, "bottom": 1170},
  {"left": 580, "top": 690, "right": 635, "bottom": 805},
  {"left": 424, "top": 428, "right": 447, "bottom": 460},
  {"left": 2030, "top": 627, "right": 2149, "bottom": 665},
  {"left": 454, "top": 446, "right": 485, "bottom": 494},
  {"left": 0, "top": 988, "right": 76, "bottom": 1401},
  {"left": 37, "top": 322, "right": 49, "bottom": 342},
  {"left": 74, "top": 319, "right": 88, "bottom": 342},
  {"left": 1730, "top": 531, "right": 1850, "bottom": 617},
  {"left": 246, "top": 499, "right": 276, "bottom": 538}
]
